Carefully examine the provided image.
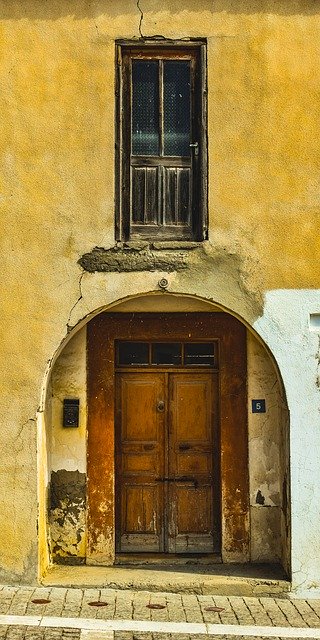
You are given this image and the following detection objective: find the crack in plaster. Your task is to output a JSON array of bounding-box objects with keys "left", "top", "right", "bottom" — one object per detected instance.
[
  {"left": 16, "top": 417, "right": 36, "bottom": 443},
  {"left": 66, "top": 272, "right": 84, "bottom": 333},
  {"left": 137, "top": 0, "right": 144, "bottom": 38}
]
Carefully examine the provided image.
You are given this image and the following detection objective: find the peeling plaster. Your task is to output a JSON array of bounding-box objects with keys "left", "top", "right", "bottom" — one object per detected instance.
[
  {"left": 49, "top": 470, "right": 86, "bottom": 563},
  {"left": 78, "top": 243, "right": 195, "bottom": 274}
]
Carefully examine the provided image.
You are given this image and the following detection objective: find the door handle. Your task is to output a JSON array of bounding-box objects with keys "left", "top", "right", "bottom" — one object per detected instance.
[
  {"left": 179, "top": 443, "right": 191, "bottom": 450},
  {"left": 190, "top": 142, "right": 199, "bottom": 156},
  {"left": 157, "top": 400, "right": 165, "bottom": 412}
]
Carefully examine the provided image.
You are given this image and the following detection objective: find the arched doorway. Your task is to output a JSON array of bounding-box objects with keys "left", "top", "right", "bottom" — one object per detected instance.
[{"left": 43, "top": 294, "right": 290, "bottom": 575}]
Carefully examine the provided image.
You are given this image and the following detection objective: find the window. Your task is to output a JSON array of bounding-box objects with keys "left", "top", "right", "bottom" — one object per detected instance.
[
  {"left": 116, "top": 341, "right": 217, "bottom": 368},
  {"left": 116, "top": 42, "right": 207, "bottom": 242}
]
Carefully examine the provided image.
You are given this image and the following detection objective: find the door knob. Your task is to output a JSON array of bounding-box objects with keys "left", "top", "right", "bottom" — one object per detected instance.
[{"left": 157, "top": 400, "right": 165, "bottom": 412}]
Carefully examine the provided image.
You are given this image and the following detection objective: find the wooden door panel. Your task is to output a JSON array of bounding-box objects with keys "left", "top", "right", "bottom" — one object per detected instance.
[
  {"left": 121, "top": 377, "right": 159, "bottom": 441},
  {"left": 168, "top": 372, "right": 219, "bottom": 553},
  {"left": 177, "top": 453, "right": 211, "bottom": 475},
  {"left": 121, "top": 484, "right": 163, "bottom": 552},
  {"left": 116, "top": 373, "right": 165, "bottom": 552},
  {"left": 171, "top": 376, "right": 212, "bottom": 442},
  {"left": 169, "top": 484, "right": 213, "bottom": 553}
]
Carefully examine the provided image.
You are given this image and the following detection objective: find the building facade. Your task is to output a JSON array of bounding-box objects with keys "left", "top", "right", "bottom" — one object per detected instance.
[{"left": 1, "top": 0, "right": 320, "bottom": 595}]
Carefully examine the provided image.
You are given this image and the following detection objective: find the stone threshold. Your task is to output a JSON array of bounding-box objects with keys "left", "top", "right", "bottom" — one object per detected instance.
[{"left": 42, "top": 563, "right": 290, "bottom": 597}]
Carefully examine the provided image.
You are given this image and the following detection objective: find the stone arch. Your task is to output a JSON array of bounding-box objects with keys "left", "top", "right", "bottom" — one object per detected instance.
[{"left": 38, "top": 291, "right": 290, "bottom": 578}]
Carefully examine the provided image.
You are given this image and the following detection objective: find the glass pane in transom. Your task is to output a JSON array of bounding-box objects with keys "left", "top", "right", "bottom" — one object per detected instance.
[
  {"left": 151, "top": 343, "right": 182, "bottom": 365},
  {"left": 184, "top": 343, "right": 215, "bottom": 366},
  {"left": 118, "top": 342, "right": 149, "bottom": 365}
]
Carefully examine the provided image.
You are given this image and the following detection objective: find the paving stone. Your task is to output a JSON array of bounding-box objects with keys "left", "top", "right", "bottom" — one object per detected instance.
[
  {"left": 25, "top": 590, "right": 52, "bottom": 618},
  {"left": 0, "top": 629, "right": 81, "bottom": 640},
  {"left": 42, "top": 589, "right": 67, "bottom": 618},
  {"left": 114, "top": 589, "right": 133, "bottom": 620},
  {"left": 197, "top": 595, "right": 229, "bottom": 625},
  {"left": 229, "top": 595, "right": 256, "bottom": 625},
  {"left": 259, "top": 597, "right": 290, "bottom": 626},
  {"left": 79, "top": 590, "right": 100, "bottom": 619},
  {"left": 148, "top": 592, "right": 169, "bottom": 640},
  {"left": 132, "top": 591, "right": 151, "bottom": 622},
  {"left": 181, "top": 594, "right": 203, "bottom": 624},
  {"left": 289, "top": 598, "right": 320, "bottom": 626},
  {"left": 0, "top": 589, "right": 19, "bottom": 615},
  {"left": 10, "top": 591, "right": 35, "bottom": 617},
  {"left": 243, "top": 596, "right": 271, "bottom": 625},
  {"left": 97, "top": 589, "right": 116, "bottom": 620},
  {"left": 165, "top": 593, "right": 185, "bottom": 624},
  {"left": 275, "top": 598, "right": 308, "bottom": 627}
]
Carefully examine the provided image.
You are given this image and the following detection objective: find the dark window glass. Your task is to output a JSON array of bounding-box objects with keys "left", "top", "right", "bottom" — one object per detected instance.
[
  {"left": 118, "top": 342, "right": 149, "bottom": 365},
  {"left": 151, "top": 343, "right": 182, "bottom": 365},
  {"left": 184, "top": 343, "right": 215, "bottom": 366},
  {"left": 132, "top": 61, "right": 159, "bottom": 156},
  {"left": 164, "top": 61, "right": 191, "bottom": 157}
]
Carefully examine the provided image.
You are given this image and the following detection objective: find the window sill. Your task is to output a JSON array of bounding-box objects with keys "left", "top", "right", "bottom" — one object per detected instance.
[{"left": 79, "top": 242, "right": 203, "bottom": 273}]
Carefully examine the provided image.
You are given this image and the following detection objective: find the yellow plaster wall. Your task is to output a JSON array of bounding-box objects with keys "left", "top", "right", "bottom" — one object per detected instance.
[
  {"left": 0, "top": 1, "right": 319, "bottom": 292},
  {"left": 0, "top": 0, "right": 318, "bottom": 579}
]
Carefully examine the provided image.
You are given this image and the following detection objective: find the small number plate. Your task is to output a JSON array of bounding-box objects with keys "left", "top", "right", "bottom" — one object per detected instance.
[{"left": 252, "top": 399, "right": 266, "bottom": 413}]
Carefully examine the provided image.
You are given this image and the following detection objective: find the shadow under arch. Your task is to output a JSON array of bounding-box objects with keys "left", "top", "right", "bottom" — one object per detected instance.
[{"left": 37, "top": 290, "right": 291, "bottom": 580}]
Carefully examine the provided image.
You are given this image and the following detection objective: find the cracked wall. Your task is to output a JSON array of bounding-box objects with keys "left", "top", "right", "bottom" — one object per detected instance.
[{"left": 0, "top": 0, "right": 319, "bottom": 590}]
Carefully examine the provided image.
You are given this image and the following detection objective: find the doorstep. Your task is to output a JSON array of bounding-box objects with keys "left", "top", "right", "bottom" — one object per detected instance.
[{"left": 42, "top": 562, "right": 290, "bottom": 597}]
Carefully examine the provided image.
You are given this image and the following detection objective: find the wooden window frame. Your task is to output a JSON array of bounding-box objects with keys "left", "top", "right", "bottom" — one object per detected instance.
[{"left": 115, "top": 40, "right": 208, "bottom": 242}]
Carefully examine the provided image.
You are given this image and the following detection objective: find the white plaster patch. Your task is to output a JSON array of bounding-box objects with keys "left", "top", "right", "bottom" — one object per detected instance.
[
  {"left": 50, "top": 327, "right": 87, "bottom": 474},
  {"left": 253, "top": 289, "right": 320, "bottom": 592}
]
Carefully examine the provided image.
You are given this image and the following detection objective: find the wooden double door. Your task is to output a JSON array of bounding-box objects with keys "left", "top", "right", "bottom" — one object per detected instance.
[{"left": 116, "top": 366, "right": 220, "bottom": 554}]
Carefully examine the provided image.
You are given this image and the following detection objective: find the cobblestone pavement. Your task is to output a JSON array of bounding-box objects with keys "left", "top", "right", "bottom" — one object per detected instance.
[{"left": 0, "top": 585, "right": 320, "bottom": 639}]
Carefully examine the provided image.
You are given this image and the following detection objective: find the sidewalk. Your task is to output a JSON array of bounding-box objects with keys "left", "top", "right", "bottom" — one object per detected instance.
[{"left": 1, "top": 585, "right": 320, "bottom": 639}]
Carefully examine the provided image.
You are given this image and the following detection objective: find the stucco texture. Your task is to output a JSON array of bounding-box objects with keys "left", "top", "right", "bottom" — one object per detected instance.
[{"left": 0, "top": 0, "right": 319, "bottom": 588}]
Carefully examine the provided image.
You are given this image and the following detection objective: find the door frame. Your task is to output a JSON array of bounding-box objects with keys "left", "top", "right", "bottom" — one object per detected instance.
[{"left": 87, "top": 312, "right": 249, "bottom": 565}]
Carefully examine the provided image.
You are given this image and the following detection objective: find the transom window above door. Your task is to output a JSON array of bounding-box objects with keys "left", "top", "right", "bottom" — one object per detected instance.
[
  {"left": 116, "top": 42, "right": 207, "bottom": 242},
  {"left": 116, "top": 341, "right": 217, "bottom": 368}
]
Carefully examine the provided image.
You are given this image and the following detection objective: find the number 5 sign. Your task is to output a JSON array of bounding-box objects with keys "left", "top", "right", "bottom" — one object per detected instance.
[{"left": 252, "top": 399, "right": 266, "bottom": 413}]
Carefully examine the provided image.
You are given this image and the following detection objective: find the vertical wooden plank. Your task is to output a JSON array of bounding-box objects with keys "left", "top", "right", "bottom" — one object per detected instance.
[
  {"left": 145, "top": 167, "right": 159, "bottom": 224},
  {"left": 131, "top": 167, "right": 145, "bottom": 223},
  {"left": 163, "top": 167, "right": 176, "bottom": 225},
  {"left": 177, "top": 168, "right": 191, "bottom": 225}
]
